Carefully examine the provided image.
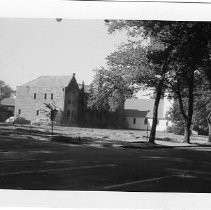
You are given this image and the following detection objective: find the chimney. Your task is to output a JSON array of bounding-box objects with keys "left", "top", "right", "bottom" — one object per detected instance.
[{"left": 73, "top": 73, "right": 76, "bottom": 77}]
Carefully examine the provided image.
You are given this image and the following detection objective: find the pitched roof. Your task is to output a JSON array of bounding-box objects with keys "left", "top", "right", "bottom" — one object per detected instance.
[
  {"left": 21, "top": 75, "right": 90, "bottom": 93},
  {"left": 22, "top": 76, "right": 72, "bottom": 88},
  {"left": 124, "top": 98, "right": 164, "bottom": 119},
  {"left": 0, "top": 98, "right": 15, "bottom": 107}
]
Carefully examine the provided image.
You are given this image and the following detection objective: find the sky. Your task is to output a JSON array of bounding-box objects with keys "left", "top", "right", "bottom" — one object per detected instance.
[{"left": 0, "top": 18, "right": 127, "bottom": 89}]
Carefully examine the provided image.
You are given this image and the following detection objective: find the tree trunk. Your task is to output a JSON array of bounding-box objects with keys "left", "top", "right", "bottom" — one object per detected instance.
[
  {"left": 148, "top": 81, "right": 163, "bottom": 144},
  {"left": 51, "top": 121, "right": 54, "bottom": 136},
  {"left": 208, "top": 123, "right": 211, "bottom": 143},
  {"left": 204, "top": 62, "right": 211, "bottom": 142},
  {"left": 207, "top": 113, "right": 211, "bottom": 143},
  {"left": 184, "top": 120, "right": 191, "bottom": 143},
  {"left": 176, "top": 70, "right": 194, "bottom": 143}
]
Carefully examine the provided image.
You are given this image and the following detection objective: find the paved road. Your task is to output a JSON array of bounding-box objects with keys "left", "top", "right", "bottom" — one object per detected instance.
[{"left": 0, "top": 135, "right": 211, "bottom": 192}]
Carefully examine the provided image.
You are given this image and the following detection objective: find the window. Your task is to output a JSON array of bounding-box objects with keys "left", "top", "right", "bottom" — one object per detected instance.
[
  {"left": 67, "top": 110, "right": 70, "bottom": 118},
  {"left": 44, "top": 93, "right": 47, "bottom": 99},
  {"left": 36, "top": 110, "right": 39, "bottom": 116},
  {"left": 133, "top": 118, "right": 136, "bottom": 124},
  {"left": 34, "top": 93, "right": 36, "bottom": 99},
  {"left": 51, "top": 94, "right": 53, "bottom": 100},
  {"left": 68, "top": 97, "right": 71, "bottom": 104},
  {"left": 18, "top": 109, "right": 21, "bottom": 114},
  {"left": 144, "top": 118, "right": 148, "bottom": 125}
]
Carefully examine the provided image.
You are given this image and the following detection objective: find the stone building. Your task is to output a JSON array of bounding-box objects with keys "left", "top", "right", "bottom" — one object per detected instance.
[{"left": 15, "top": 74, "right": 87, "bottom": 125}]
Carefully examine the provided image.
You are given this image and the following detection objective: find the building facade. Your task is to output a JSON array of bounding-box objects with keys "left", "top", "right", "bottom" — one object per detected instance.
[
  {"left": 15, "top": 74, "right": 84, "bottom": 124},
  {"left": 124, "top": 98, "right": 169, "bottom": 131}
]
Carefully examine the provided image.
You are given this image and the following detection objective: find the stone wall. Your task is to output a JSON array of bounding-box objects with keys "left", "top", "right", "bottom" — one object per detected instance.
[
  {"left": 15, "top": 85, "right": 65, "bottom": 122},
  {"left": 63, "top": 77, "right": 79, "bottom": 125}
]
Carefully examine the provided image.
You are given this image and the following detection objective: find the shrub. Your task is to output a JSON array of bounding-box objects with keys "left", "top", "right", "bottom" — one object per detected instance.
[
  {"left": 13, "top": 117, "right": 31, "bottom": 125},
  {"left": 166, "top": 126, "right": 173, "bottom": 133},
  {"left": 172, "top": 125, "right": 184, "bottom": 135}
]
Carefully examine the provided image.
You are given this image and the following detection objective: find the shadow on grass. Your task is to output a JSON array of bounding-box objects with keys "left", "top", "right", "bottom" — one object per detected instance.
[{"left": 51, "top": 135, "right": 90, "bottom": 145}]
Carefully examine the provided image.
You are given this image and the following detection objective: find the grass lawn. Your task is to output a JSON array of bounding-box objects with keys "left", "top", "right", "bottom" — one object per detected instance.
[{"left": 0, "top": 123, "right": 209, "bottom": 147}]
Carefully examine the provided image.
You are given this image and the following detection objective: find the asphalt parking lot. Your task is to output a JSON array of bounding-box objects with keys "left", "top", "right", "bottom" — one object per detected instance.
[{"left": 0, "top": 135, "right": 211, "bottom": 192}]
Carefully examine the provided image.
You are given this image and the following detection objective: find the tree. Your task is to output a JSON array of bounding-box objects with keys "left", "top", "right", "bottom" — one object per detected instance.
[
  {"left": 0, "top": 80, "right": 14, "bottom": 101},
  {"left": 44, "top": 102, "right": 58, "bottom": 136},
  {"left": 88, "top": 65, "right": 136, "bottom": 113},
  {"left": 167, "top": 100, "right": 185, "bottom": 135},
  {"left": 105, "top": 20, "right": 211, "bottom": 143},
  {"left": 105, "top": 20, "right": 176, "bottom": 144},
  {"left": 0, "top": 80, "right": 14, "bottom": 122},
  {"left": 164, "top": 22, "right": 211, "bottom": 143}
]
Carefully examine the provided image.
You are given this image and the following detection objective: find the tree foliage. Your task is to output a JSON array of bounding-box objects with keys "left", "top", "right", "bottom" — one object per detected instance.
[
  {"left": 105, "top": 20, "right": 211, "bottom": 143},
  {"left": 88, "top": 64, "right": 137, "bottom": 113},
  {"left": 0, "top": 80, "right": 14, "bottom": 101}
]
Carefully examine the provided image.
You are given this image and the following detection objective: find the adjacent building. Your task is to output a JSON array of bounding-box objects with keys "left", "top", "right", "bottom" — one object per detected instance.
[{"left": 124, "top": 98, "right": 169, "bottom": 131}]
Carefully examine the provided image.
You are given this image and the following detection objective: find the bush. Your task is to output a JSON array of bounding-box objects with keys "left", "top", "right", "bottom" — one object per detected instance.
[
  {"left": 166, "top": 126, "right": 173, "bottom": 133},
  {"left": 0, "top": 106, "right": 13, "bottom": 122},
  {"left": 172, "top": 125, "right": 184, "bottom": 135},
  {"left": 13, "top": 117, "right": 31, "bottom": 125}
]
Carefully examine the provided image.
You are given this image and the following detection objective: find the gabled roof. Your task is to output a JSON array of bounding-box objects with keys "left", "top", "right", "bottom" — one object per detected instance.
[
  {"left": 22, "top": 76, "right": 72, "bottom": 88},
  {"left": 21, "top": 75, "right": 90, "bottom": 93},
  {"left": 0, "top": 98, "right": 15, "bottom": 107},
  {"left": 124, "top": 98, "right": 164, "bottom": 119}
]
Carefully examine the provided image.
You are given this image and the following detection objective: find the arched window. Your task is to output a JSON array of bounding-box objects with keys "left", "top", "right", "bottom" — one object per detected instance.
[{"left": 133, "top": 118, "right": 136, "bottom": 124}]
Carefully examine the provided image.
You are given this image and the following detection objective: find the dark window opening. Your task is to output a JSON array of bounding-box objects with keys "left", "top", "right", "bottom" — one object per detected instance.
[
  {"left": 18, "top": 109, "right": 21, "bottom": 115},
  {"left": 51, "top": 94, "right": 53, "bottom": 100},
  {"left": 133, "top": 118, "right": 136, "bottom": 124},
  {"left": 67, "top": 110, "right": 70, "bottom": 118},
  {"left": 36, "top": 110, "right": 39, "bottom": 116},
  {"left": 44, "top": 93, "right": 47, "bottom": 99},
  {"left": 144, "top": 118, "right": 148, "bottom": 125},
  {"left": 34, "top": 93, "right": 36, "bottom": 99}
]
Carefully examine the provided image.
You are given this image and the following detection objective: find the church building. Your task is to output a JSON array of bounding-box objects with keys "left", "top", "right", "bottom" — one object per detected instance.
[{"left": 15, "top": 74, "right": 87, "bottom": 125}]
